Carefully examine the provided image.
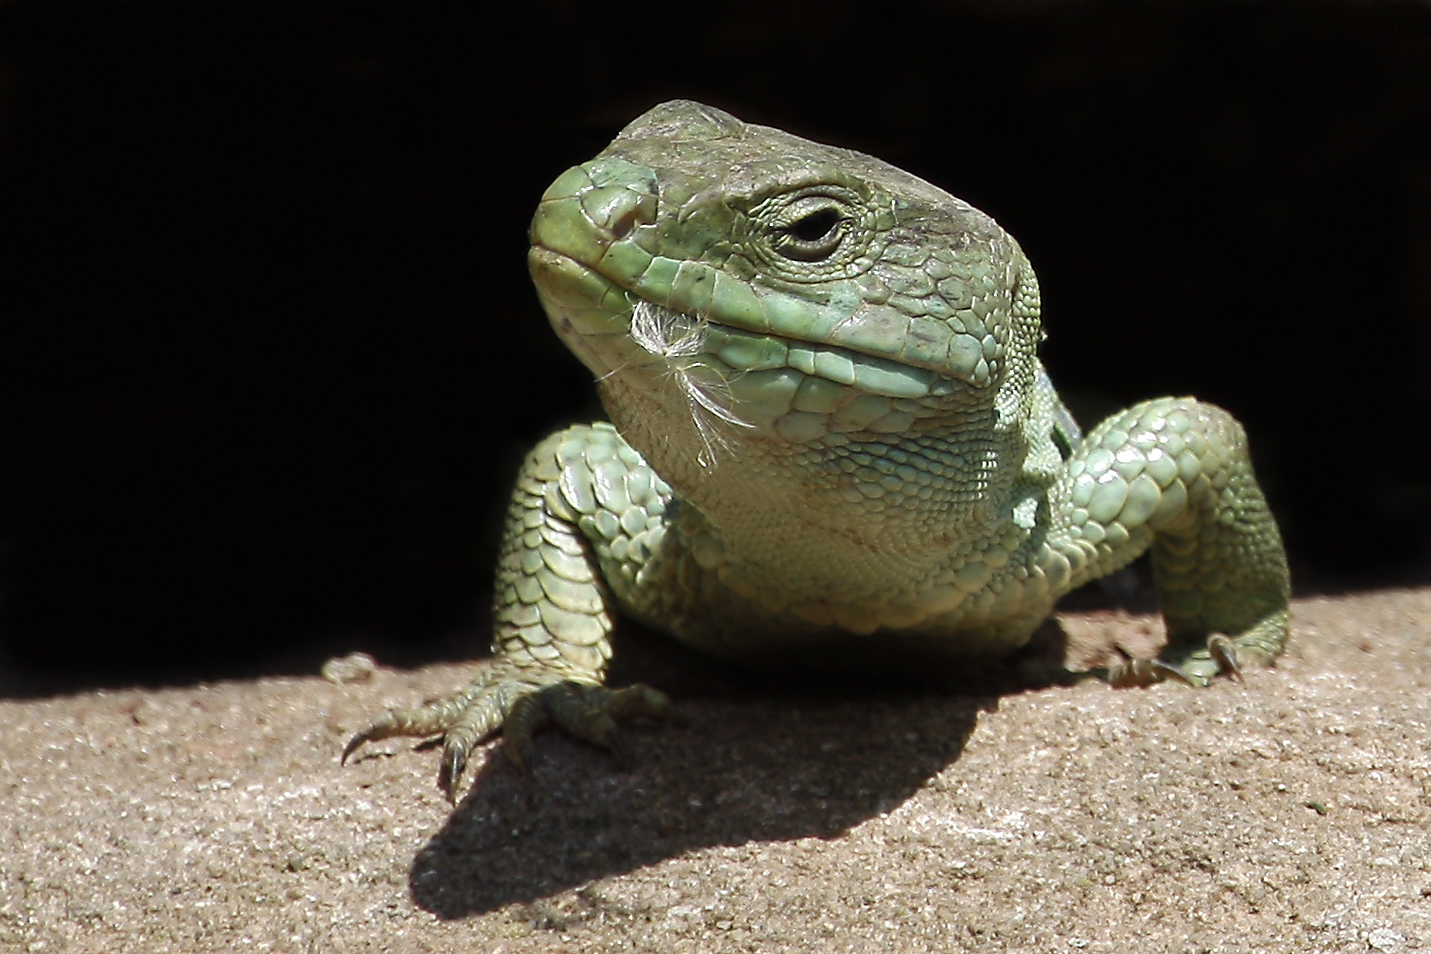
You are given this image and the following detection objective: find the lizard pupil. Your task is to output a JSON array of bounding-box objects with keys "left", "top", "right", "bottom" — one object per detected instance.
[{"left": 788, "top": 208, "right": 840, "bottom": 242}]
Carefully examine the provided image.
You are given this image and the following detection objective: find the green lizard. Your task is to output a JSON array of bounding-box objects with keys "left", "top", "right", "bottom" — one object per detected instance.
[{"left": 344, "top": 101, "right": 1290, "bottom": 801}]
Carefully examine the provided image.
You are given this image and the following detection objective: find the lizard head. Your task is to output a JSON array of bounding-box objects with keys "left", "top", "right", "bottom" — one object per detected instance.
[{"left": 529, "top": 100, "right": 1044, "bottom": 496}]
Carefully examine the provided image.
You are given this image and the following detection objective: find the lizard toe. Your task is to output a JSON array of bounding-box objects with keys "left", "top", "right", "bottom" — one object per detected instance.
[
  {"left": 501, "top": 681, "right": 674, "bottom": 776},
  {"left": 341, "top": 688, "right": 478, "bottom": 765},
  {"left": 1102, "top": 656, "right": 1196, "bottom": 688}
]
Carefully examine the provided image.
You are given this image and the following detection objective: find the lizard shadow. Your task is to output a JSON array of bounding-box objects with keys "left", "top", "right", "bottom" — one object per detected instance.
[{"left": 406, "top": 620, "right": 1026, "bottom": 919}]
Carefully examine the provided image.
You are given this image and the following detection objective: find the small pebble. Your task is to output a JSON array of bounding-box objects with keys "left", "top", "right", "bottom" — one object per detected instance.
[{"left": 322, "top": 651, "right": 378, "bottom": 684}]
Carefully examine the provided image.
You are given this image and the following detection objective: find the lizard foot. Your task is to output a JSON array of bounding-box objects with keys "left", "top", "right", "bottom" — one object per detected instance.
[
  {"left": 342, "top": 666, "right": 674, "bottom": 802},
  {"left": 1103, "top": 630, "right": 1275, "bottom": 688}
]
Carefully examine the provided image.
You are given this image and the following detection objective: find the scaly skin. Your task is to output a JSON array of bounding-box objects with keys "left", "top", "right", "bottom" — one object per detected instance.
[{"left": 345, "top": 101, "right": 1290, "bottom": 800}]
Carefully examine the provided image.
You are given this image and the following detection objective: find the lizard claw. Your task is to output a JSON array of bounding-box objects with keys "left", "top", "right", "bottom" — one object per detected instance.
[
  {"left": 340, "top": 732, "right": 369, "bottom": 766},
  {"left": 439, "top": 743, "right": 468, "bottom": 804},
  {"left": 341, "top": 718, "right": 388, "bottom": 766},
  {"left": 1102, "top": 656, "right": 1196, "bottom": 688},
  {"left": 1208, "top": 634, "right": 1242, "bottom": 683}
]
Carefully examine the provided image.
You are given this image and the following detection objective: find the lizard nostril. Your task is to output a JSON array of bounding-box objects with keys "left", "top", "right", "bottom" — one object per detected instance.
[
  {"left": 608, "top": 192, "right": 657, "bottom": 239},
  {"left": 610, "top": 207, "right": 640, "bottom": 240}
]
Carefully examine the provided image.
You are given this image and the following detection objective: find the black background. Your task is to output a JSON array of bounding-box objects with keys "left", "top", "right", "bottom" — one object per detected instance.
[{"left": 3, "top": 0, "right": 1429, "bottom": 686}]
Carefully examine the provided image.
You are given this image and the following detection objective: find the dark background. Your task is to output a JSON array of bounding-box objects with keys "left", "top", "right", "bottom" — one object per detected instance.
[{"left": 2, "top": 0, "right": 1428, "bottom": 686}]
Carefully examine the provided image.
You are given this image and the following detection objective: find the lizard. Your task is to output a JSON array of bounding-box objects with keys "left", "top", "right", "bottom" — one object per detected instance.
[{"left": 343, "top": 100, "right": 1290, "bottom": 801}]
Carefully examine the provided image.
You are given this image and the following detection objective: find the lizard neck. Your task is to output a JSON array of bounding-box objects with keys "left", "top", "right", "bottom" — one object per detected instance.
[{"left": 598, "top": 371, "right": 1035, "bottom": 614}]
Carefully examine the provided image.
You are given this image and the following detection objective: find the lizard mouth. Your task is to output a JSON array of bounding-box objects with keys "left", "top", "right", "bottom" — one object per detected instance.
[
  {"left": 529, "top": 245, "right": 956, "bottom": 403},
  {"left": 634, "top": 299, "right": 957, "bottom": 401}
]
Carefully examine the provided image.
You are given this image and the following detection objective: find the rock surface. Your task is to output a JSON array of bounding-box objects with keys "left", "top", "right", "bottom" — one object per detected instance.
[{"left": 4, "top": 588, "right": 1429, "bottom": 952}]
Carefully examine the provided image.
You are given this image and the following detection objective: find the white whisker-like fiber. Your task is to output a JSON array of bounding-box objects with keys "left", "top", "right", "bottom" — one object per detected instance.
[{"left": 628, "top": 298, "right": 751, "bottom": 467}]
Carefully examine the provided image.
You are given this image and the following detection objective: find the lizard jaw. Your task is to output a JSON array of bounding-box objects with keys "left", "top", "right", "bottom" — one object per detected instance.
[{"left": 529, "top": 245, "right": 956, "bottom": 405}]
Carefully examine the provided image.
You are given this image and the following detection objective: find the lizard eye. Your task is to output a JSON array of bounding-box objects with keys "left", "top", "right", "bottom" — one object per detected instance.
[{"left": 771, "top": 200, "right": 848, "bottom": 261}]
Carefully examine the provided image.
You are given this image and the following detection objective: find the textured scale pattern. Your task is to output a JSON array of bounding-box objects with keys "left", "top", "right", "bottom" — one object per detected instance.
[{"left": 344, "top": 101, "right": 1291, "bottom": 800}]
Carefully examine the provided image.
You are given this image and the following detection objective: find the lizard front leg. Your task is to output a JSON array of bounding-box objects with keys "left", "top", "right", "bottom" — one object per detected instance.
[
  {"left": 343, "top": 422, "right": 674, "bottom": 800},
  {"left": 1047, "top": 397, "right": 1290, "bottom": 685}
]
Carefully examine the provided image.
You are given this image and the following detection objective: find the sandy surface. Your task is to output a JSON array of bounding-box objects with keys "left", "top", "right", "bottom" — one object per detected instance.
[{"left": 3, "top": 589, "right": 1430, "bottom": 953}]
